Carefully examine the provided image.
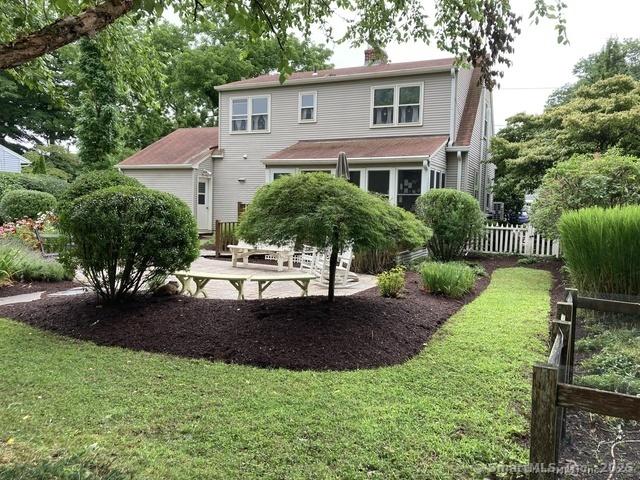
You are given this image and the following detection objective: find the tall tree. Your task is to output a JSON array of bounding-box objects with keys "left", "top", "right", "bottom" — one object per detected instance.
[
  {"left": 76, "top": 38, "right": 120, "bottom": 170},
  {"left": 492, "top": 75, "right": 640, "bottom": 216},
  {"left": 1, "top": 0, "right": 568, "bottom": 90}
]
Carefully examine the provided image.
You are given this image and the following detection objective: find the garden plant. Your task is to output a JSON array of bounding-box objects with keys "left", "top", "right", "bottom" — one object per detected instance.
[
  {"left": 419, "top": 261, "right": 476, "bottom": 298},
  {"left": 558, "top": 205, "right": 640, "bottom": 296},
  {"left": 415, "top": 189, "right": 485, "bottom": 261},
  {"left": 532, "top": 150, "right": 640, "bottom": 237},
  {"left": 377, "top": 266, "right": 406, "bottom": 298},
  {"left": 59, "top": 169, "right": 143, "bottom": 209},
  {"left": 0, "top": 189, "right": 57, "bottom": 222},
  {"left": 59, "top": 186, "right": 199, "bottom": 302},
  {"left": 237, "top": 172, "right": 431, "bottom": 301}
]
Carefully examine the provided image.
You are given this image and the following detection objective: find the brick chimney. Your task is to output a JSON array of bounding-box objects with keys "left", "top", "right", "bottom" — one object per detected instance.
[{"left": 364, "top": 47, "right": 389, "bottom": 66}]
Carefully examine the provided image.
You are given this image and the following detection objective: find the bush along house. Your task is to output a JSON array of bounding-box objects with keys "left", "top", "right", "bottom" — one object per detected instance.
[{"left": 118, "top": 49, "right": 495, "bottom": 232}]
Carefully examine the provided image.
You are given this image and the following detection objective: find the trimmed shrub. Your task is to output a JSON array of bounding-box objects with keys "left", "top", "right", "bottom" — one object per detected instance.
[
  {"left": 415, "top": 189, "right": 485, "bottom": 261},
  {"left": 559, "top": 205, "right": 640, "bottom": 296},
  {"left": 377, "top": 266, "right": 406, "bottom": 298},
  {"left": 59, "top": 186, "right": 199, "bottom": 302},
  {"left": 60, "top": 170, "right": 142, "bottom": 207},
  {"left": 0, "top": 240, "right": 69, "bottom": 284},
  {"left": 0, "top": 190, "right": 57, "bottom": 221},
  {"left": 419, "top": 261, "right": 476, "bottom": 298},
  {"left": 0, "top": 172, "right": 68, "bottom": 200},
  {"left": 532, "top": 151, "right": 640, "bottom": 238}
]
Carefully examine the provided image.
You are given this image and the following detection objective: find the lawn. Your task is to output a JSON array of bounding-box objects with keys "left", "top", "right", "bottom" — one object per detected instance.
[{"left": 0, "top": 268, "right": 551, "bottom": 479}]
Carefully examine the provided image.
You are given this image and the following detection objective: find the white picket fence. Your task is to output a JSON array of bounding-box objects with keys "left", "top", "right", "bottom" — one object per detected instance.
[{"left": 468, "top": 222, "right": 560, "bottom": 257}]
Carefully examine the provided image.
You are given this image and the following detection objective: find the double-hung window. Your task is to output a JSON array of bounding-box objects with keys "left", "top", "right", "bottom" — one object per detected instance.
[
  {"left": 231, "top": 95, "right": 270, "bottom": 133},
  {"left": 299, "top": 92, "right": 317, "bottom": 122},
  {"left": 371, "top": 83, "right": 423, "bottom": 127}
]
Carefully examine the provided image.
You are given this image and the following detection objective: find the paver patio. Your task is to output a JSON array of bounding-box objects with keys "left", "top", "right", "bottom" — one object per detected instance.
[{"left": 173, "top": 257, "right": 377, "bottom": 300}]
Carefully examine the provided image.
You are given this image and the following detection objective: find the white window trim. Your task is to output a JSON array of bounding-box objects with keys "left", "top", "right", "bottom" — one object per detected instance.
[
  {"left": 229, "top": 94, "right": 271, "bottom": 134},
  {"left": 298, "top": 91, "right": 317, "bottom": 123},
  {"left": 347, "top": 168, "right": 365, "bottom": 189},
  {"left": 370, "top": 82, "right": 424, "bottom": 129},
  {"left": 396, "top": 167, "right": 424, "bottom": 209},
  {"left": 365, "top": 167, "right": 395, "bottom": 205}
]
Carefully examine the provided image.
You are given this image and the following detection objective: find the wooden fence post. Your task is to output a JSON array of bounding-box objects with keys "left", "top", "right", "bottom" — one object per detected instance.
[
  {"left": 564, "top": 289, "right": 578, "bottom": 384},
  {"left": 530, "top": 364, "right": 559, "bottom": 480}
]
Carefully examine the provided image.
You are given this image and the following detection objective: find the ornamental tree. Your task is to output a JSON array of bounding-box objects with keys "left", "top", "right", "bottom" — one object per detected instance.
[{"left": 236, "top": 172, "right": 431, "bottom": 301}]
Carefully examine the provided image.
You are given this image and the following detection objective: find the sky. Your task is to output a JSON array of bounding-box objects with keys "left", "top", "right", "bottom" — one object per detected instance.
[{"left": 315, "top": 0, "right": 640, "bottom": 130}]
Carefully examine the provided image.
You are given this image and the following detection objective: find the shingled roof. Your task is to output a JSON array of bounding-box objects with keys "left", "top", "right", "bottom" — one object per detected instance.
[
  {"left": 454, "top": 67, "right": 483, "bottom": 147},
  {"left": 216, "top": 58, "right": 455, "bottom": 91},
  {"left": 118, "top": 128, "right": 218, "bottom": 168},
  {"left": 266, "top": 135, "right": 448, "bottom": 162}
]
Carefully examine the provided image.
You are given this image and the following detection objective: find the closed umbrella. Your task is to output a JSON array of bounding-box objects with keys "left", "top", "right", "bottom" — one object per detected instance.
[{"left": 336, "top": 151, "right": 349, "bottom": 179}]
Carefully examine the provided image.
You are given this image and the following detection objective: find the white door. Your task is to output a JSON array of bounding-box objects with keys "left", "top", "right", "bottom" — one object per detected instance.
[{"left": 196, "top": 177, "right": 212, "bottom": 231}]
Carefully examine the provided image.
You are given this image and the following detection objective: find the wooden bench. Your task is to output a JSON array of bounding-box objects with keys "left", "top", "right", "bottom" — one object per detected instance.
[
  {"left": 250, "top": 273, "right": 317, "bottom": 300},
  {"left": 173, "top": 271, "right": 251, "bottom": 300}
]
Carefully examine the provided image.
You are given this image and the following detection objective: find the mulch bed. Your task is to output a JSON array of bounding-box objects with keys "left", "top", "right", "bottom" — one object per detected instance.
[
  {"left": 0, "top": 280, "right": 80, "bottom": 298},
  {"left": 0, "top": 256, "right": 561, "bottom": 371}
]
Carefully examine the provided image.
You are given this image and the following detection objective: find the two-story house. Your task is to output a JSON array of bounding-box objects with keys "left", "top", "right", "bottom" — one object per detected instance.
[{"left": 119, "top": 51, "right": 495, "bottom": 233}]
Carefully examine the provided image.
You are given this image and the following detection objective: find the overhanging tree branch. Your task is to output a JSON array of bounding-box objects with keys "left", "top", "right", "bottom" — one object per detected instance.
[{"left": 0, "top": 0, "right": 134, "bottom": 70}]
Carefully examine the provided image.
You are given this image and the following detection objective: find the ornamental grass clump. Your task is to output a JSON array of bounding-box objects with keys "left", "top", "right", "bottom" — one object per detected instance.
[
  {"left": 377, "top": 266, "right": 406, "bottom": 298},
  {"left": 559, "top": 205, "right": 640, "bottom": 296},
  {"left": 419, "top": 261, "right": 476, "bottom": 298}
]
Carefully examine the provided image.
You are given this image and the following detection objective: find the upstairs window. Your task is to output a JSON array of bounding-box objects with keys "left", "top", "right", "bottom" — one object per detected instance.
[
  {"left": 299, "top": 92, "right": 317, "bottom": 122},
  {"left": 231, "top": 95, "right": 270, "bottom": 133},
  {"left": 371, "top": 83, "right": 423, "bottom": 127}
]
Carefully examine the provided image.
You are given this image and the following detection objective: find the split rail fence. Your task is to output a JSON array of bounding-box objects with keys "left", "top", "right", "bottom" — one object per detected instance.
[{"left": 529, "top": 289, "right": 640, "bottom": 480}]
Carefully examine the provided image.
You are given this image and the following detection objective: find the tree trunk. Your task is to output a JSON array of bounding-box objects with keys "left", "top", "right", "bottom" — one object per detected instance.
[
  {"left": 0, "top": 0, "right": 133, "bottom": 70},
  {"left": 327, "top": 229, "right": 339, "bottom": 302}
]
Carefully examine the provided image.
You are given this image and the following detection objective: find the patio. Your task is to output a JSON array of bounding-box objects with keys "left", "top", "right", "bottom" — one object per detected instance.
[{"left": 172, "top": 256, "right": 377, "bottom": 300}]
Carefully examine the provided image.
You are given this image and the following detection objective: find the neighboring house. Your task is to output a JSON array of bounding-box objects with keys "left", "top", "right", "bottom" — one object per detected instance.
[
  {"left": 117, "top": 128, "right": 220, "bottom": 232},
  {"left": 0, "top": 145, "right": 30, "bottom": 172},
  {"left": 119, "top": 51, "right": 495, "bottom": 232}
]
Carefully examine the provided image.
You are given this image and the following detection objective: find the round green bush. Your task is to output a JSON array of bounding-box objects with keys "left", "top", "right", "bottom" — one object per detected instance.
[
  {"left": 415, "top": 189, "right": 485, "bottom": 261},
  {"left": 59, "top": 186, "right": 199, "bottom": 302},
  {"left": 0, "top": 189, "right": 57, "bottom": 221},
  {"left": 0, "top": 172, "right": 68, "bottom": 200},
  {"left": 60, "top": 170, "right": 143, "bottom": 207},
  {"left": 531, "top": 151, "right": 640, "bottom": 238}
]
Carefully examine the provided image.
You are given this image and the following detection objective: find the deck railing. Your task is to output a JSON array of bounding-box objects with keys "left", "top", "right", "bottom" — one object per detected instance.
[
  {"left": 529, "top": 290, "right": 640, "bottom": 479},
  {"left": 214, "top": 221, "right": 238, "bottom": 257}
]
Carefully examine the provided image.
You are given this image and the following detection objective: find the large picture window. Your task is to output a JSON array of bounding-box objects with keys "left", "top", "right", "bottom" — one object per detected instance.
[
  {"left": 371, "top": 83, "right": 423, "bottom": 127},
  {"left": 397, "top": 169, "right": 422, "bottom": 211},
  {"left": 367, "top": 170, "right": 391, "bottom": 198},
  {"left": 231, "top": 95, "right": 270, "bottom": 133}
]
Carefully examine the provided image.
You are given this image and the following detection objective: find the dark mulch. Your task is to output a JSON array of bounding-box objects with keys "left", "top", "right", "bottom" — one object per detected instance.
[
  {"left": 0, "top": 280, "right": 80, "bottom": 298},
  {"left": 0, "top": 256, "right": 561, "bottom": 371}
]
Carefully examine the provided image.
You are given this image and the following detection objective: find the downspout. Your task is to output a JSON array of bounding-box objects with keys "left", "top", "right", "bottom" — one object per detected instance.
[
  {"left": 456, "top": 151, "right": 463, "bottom": 191},
  {"left": 449, "top": 67, "right": 458, "bottom": 146}
]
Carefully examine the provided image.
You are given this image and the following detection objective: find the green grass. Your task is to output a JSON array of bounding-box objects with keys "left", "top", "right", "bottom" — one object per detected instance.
[
  {"left": 0, "top": 268, "right": 551, "bottom": 479},
  {"left": 419, "top": 261, "right": 477, "bottom": 298}
]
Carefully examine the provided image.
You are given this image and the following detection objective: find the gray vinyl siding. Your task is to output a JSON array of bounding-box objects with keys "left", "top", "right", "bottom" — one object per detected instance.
[
  {"left": 455, "top": 68, "right": 473, "bottom": 139},
  {"left": 430, "top": 145, "right": 446, "bottom": 172},
  {"left": 465, "top": 89, "right": 485, "bottom": 198},
  {"left": 0, "top": 145, "right": 25, "bottom": 173},
  {"left": 123, "top": 168, "right": 195, "bottom": 212},
  {"left": 445, "top": 152, "right": 459, "bottom": 189},
  {"left": 215, "top": 72, "right": 455, "bottom": 221}
]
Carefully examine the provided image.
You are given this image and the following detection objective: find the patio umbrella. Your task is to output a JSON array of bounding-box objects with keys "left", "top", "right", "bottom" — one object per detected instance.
[{"left": 336, "top": 151, "right": 349, "bottom": 179}]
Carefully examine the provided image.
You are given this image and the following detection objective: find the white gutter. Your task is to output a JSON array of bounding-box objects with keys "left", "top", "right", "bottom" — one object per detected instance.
[
  {"left": 216, "top": 65, "right": 453, "bottom": 91},
  {"left": 449, "top": 68, "right": 458, "bottom": 146},
  {"left": 263, "top": 155, "right": 431, "bottom": 166}
]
